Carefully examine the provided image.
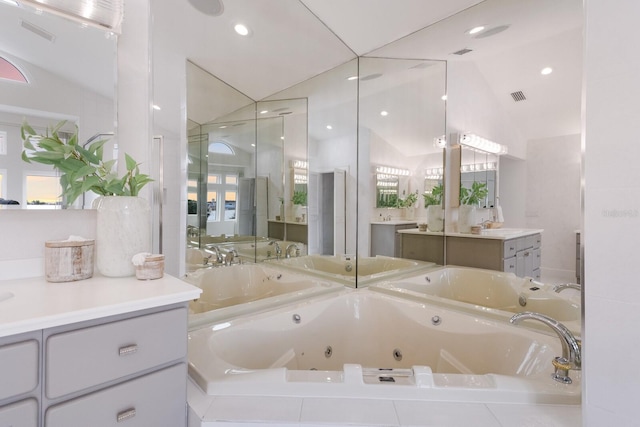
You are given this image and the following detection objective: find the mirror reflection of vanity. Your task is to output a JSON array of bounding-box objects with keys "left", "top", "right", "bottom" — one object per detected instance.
[{"left": 0, "top": 2, "right": 116, "bottom": 209}]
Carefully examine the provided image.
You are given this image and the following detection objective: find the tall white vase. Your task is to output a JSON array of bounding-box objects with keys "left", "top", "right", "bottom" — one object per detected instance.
[
  {"left": 426, "top": 205, "right": 444, "bottom": 232},
  {"left": 458, "top": 204, "right": 476, "bottom": 233},
  {"left": 94, "top": 196, "right": 150, "bottom": 277}
]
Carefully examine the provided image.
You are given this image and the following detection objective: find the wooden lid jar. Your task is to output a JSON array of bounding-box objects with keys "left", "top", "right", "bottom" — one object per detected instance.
[
  {"left": 135, "top": 254, "right": 165, "bottom": 280},
  {"left": 45, "top": 239, "right": 95, "bottom": 282}
]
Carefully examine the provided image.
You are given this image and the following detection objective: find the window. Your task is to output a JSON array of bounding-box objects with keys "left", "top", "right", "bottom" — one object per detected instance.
[
  {"left": 207, "top": 173, "right": 238, "bottom": 222},
  {"left": 24, "top": 172, "right": 62, "bottom": 208},
  {"left": 208, "top": 141, "right": 234, "bottom": 155},
  {"left": 0, "top": 57, "right": 28, "bottom": 83}
]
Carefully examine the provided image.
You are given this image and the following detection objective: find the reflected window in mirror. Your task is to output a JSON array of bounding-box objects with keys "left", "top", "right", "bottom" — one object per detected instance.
[
  {"left": 24, "top": 171, "right": 61, "bottom": 208},
  {"left": 0, "top": 56, "right": 27, "bottom": 83}
]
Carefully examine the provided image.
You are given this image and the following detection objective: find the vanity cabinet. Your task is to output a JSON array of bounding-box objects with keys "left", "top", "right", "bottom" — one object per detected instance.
[
  {"left": 0, "top": 331, "right": 41, "bottom": 427},
  {"left": 1, "top": 305, "right": 189, "bottom": 427},
  {"left": 370, "top": 222, "right": 417, "bottom": 257},
  {"left": 447, "top": 233, "right": 542, "bottom": 278}
]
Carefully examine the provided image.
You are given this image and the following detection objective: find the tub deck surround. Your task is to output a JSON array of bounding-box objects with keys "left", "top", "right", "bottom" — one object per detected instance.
[
  {"left": 184, "top": 263, "right": 343, "bottom": 330},
  {"left": 265, "top": 254, "right": 436, "bottom": 286},
  {"left": 0, "top": 274, "right": 201, "bottom": 337},
  {"left": 371, "top": 266, "right": 581, "bottom": 337},
  {"left": 187, "top": 289, "right": 581, "bottom": 405}
]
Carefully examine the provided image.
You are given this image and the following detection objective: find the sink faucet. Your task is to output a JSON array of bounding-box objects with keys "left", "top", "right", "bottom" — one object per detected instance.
[
  {"left": 224, "top": 249, "right": 239, "bottom": 266},
  {"left": 553, "top": 283, "right": 581, "bottom": 293},
  {"left": 285, "top": 243, "right": 300, "bottom": 258},
  {"left": 510, "top": 311, "right": 581, "bottom": 384},
  {"left": 205, "top": 245, "right": 224, "bottom": 265},
  {"left": 269, "top": 240, "right": 282, "bottom": 259}
]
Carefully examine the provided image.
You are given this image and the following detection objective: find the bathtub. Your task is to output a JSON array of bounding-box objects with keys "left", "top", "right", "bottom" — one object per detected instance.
[
  {"left": 266, "top": 254, "right": 435, "bottom": 286},
  {"left": 371, "top": 266, "right": 581, "bottom": 336},
  {"left": 184, "top": 263, "right": 343, "bottom": 329},
  {"left": 188, "top": 289, "right": 581, "bottom": 404},
  {"left": 235, "top": 240, "right": 307, "bottom": 262}
]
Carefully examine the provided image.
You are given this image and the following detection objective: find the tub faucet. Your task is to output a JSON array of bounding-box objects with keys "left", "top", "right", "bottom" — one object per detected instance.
[
  {"left": 224, "top": 249, "right": 239, "bottom": 266},
  {"left": 510, "top": 312, "right": 581, "bottom": 384},
  {"left": 285, "top": 243, "right": 300, "bottom": 258},
  {"left": 269, "top": 241, "right": 282, "bottom": 259},
  {"left": 206, "top": 245, "right": 224, "bottom": 265},
  {"left": 553, "top": 283, "right": 581, "bottom": 293}
]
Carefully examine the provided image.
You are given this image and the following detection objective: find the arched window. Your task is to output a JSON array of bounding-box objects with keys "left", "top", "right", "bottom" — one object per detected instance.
[
  {"left": 208, "top": 141, "right": 234, "bottom": 155},
  {"left": 0, "top": 57, "right": 28, "bottom": 83}
]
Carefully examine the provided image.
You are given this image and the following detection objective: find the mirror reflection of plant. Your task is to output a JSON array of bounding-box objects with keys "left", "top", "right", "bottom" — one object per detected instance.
[
  {"left": 459, "top": 181, "right": 488, "bottom": 206},
  {"left": 396, "top": 191, "right": 418, "bottom": 208},
  {"left": 21, "top": 120, "right": 152, "bottom": 206},
  {"left": 291, "top": 190, "right": 307, "bottom": 206},
  {"left": 378, "top": 193, "right": 398, "bottom": 208},
  {"left": 423, "top": 183, "right": 443, "bottom": 207}
]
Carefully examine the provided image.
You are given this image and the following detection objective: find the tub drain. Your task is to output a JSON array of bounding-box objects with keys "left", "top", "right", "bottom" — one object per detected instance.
[
  {"left": 518, "top": 295, "right": 527, "bottom": 307},
  {"left": 431, "top": 315, "right": 442, "bottom": 326},
  {"left": 292, "top": 314, "right": 301, "bottom": 324},
  {"left": 393, "top": 348, "right": 403, "bottom": 361},
  {"left": 325, "top": 346, "right": 333, "bottom": 358}
]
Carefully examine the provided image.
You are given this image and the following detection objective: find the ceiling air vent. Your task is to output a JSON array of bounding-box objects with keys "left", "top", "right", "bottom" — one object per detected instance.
[
  {"left": 452, "top": 48, "right": 473, "bottom": 56},
  {"left": 511, "top": 91, "right": 527, "bottom": 102}
]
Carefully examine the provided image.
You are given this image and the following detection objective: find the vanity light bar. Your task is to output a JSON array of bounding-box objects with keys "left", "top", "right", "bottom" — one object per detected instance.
[
  {"left": 290, "top": 159, "right": 308, "bottom": 170},
  {"left": 294, "top": 173, "right": 307, "bottom": 184},
  {"left": 459, "top": 133, "right": 507, "bottom": 155},
  {"left": 461, "top": 162, "right": 497, "bottom": 172},
  {"left": 375, "top": 166, "right": 410, "bottom": 176},
  {"left": 425, "top": 167, "right": 444, "bottom": 176}
]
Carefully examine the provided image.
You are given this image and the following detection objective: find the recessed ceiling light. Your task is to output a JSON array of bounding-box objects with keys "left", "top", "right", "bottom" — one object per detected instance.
[
  {"left": 152, "top": 104, "right": 161, "bottom": 110},
  {"left": 234, "top": 23, "right": 250, "bottom": 36},
  {"left": 219, "top": 125, "right": 227, "bottom": 129},
  {"left": 281, "top": 136, "right": 284, "bottom": 140},
  {"left": 0, "top": 0, "right": 19, "bottom": 6},
  {"left": 380, "top": 111, "right": 388, "bottom": 117},
  {"left": 326, "top": 125, "right": 333, "bottom": 130},
  {"left": 468, "top": 26, "right": 485, "bottom": 35},
  {"left": 441, "top": 95, "right": 447, "bottom": 101},
  {"left": 347, "top": 76, "right": 358, "bottom": 81},
  {"left": 251, "top": 143, "right": 255, "bottom": 147},
  {"left": 260, "top": 110, "right": 268, "bottom": 114},
  {"left": 541, "top": 67, "right": 553, "bottom": 75}
]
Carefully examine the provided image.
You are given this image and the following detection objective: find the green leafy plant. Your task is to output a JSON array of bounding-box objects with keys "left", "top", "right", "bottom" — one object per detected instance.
[
  {"left": 459, "top": 181, "right": 488, "bottom": 206},
  {"left": 423, "top": 183, "right": 443, "bottom": 207},
  {"left": 377, "top": 193, "right": 398, "bottom": 208},
  {"left": 291, "top": 190, "right": 307, "bottom": 206},
  {"left": 396, "top": 191, "right": 418, "bottom": 208},
  {"left": 21, "top": 120, "right": 152, "bottom": 206}
]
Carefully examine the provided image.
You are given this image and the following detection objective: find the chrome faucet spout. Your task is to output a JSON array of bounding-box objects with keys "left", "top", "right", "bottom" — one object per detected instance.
[
  {"left": 285, "top": 243, "right": 300, "bottom": 258},
  {"left": 510, "top": 311, "right": 581, "bottom": 384},
  {"left": 268, "top": 241, "right": 282, "bottom": 259},
  {"left": 553, "top": 283, "right": 581, "bottom": 293}
]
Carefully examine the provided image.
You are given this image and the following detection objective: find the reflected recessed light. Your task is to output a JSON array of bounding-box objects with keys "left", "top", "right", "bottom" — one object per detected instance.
[
  {"left": 441, "top": 95, "right": 447, "bottom": 101},
  {"left": 251, "top": 143, "right": 255, "bottom": 147},
  {"left": 380, "top": 111, "right": 388, "bottom": 117},
  {"left": 281, "top": 136, "right": 285, "bottom": 140},
  {"left": 347, "top": 76, "right": 358, "bottom": 81},
  {"left": 260, "top": 110, "right": 268, "bottom": 114},
  {"left": 219, "top": 125, "right": 227, "bottom": 129},
  {"left": 468, "top": 26, "right": 485, "bottom": 35},
  {"left": 326, "top": 125, "right": 333, "bottom": 130},
  {"left": 152, "top": 104, "right": 161, "bottom": 110},
  {"left": 0, "top": 0, "right": 18, "bottom": 5},
  {"left": 234, "top": 23, "right": 250, "bottom": 36},
  {"left": 541, "top": 67, "right": 553, "bottom": 75}
]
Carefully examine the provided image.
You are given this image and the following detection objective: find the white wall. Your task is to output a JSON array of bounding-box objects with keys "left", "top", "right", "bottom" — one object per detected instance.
[{"left": 583, "top": 0, "right": 640, "bottom": 424}]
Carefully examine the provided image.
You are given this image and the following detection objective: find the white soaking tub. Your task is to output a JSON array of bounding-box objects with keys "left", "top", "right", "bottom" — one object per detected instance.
[
  {"left": 188, "top": 289, "right": 581, "bottom": 404},
  {"left": 184, "top": 263, "right": 343, "bottom": 329},
  {"left": 371, "top": 266, "right": 581, "bottom": 336},
  {"left": 266, "top": 254, "right": 434, "bottom": 286}
]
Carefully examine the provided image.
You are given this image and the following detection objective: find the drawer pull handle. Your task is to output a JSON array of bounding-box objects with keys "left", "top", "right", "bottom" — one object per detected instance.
[
  {"left": 524, "top": 251, "right": 530, "bottom": 257},
  {"left": 118, "top": 344, "right": 138, "bottom": 356},
  {"left": 117, "top": 408, "right": 136, "bottom": 422}
]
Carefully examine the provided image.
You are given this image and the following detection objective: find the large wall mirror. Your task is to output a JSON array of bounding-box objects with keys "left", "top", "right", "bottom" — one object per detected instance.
[{"left": 0, "top": 2, "right": 116, "bottom": 209}]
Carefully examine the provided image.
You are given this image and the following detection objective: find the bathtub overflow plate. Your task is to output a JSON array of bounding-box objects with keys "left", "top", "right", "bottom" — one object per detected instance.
[
  {"left": 393, "top": 348, "right": 403, "bottom": 361},
  {"left": 292, "top": 314, "right": 301, "bottom": 324},
  {"left": 519, "top": 295, "right": 527, "bottom": 307},
  {"left": 425, "top": 276, "right": 431, "bottom": 283},
  {"left": 431, "top": 315, "right": 442, "bottom": 326}
]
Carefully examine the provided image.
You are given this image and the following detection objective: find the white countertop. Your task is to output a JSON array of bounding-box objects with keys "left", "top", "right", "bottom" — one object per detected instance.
[
  {"left": 370, "top": 220, "right": 418, "bottom": 225},
  {"left": 397, "top": 228, "right": 543, "bottom": 240},
  {"left": 0, "top": 274, "right": 201, "bottom": 337}
]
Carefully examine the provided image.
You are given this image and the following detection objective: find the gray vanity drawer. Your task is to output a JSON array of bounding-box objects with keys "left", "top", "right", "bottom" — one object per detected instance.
[
  {"left": 45, "top": 363, "right": 186, "bottom": 427},
  {"left": 0, "top": 398, "right": 38, "bottom": 427},
  {"left": 503, "top": 240, "right": 517, "bottom": 259},
  {"left": 503, "top": 257, "right": 517, "bottom": 274},
  {"left": 46, "top": 307, "right": 187, "bottom": 399},
  {"left": 0, "top": 340, "right": 39, "bottom": 401}
]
